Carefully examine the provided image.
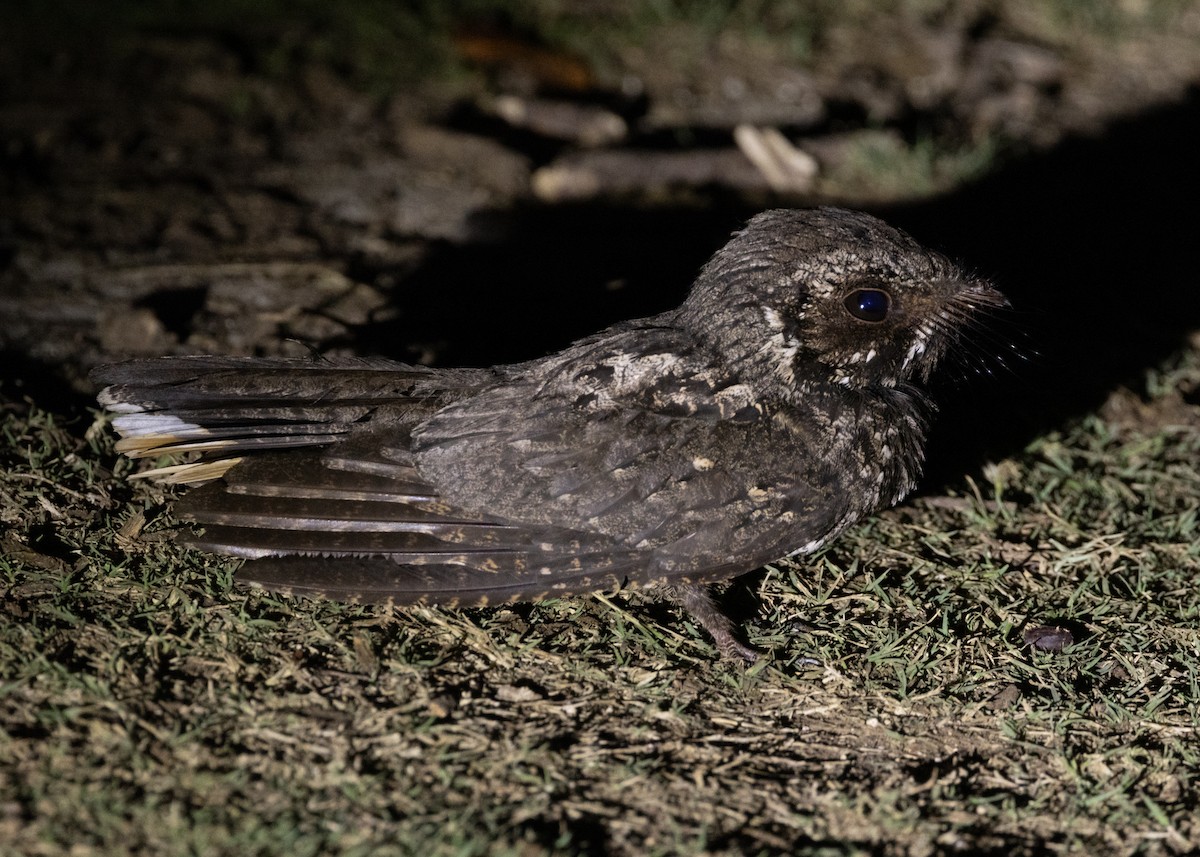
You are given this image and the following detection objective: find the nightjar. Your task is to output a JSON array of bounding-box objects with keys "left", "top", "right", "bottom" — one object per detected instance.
[{"left": 94, "top": 208, "right": 1006, "bottom": 660}]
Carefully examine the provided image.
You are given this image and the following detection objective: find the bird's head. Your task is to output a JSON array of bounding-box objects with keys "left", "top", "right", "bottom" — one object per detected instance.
[{"left": 679, "top": 208, "right": 1008, "bottom": 397}]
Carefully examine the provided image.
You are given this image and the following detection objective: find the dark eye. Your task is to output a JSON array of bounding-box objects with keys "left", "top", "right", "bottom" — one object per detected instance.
[{"left": 843, "top": 288, "right": 891, "bottom": 322}]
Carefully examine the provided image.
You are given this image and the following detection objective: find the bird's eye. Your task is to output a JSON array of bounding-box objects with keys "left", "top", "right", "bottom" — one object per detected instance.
[{"left": 843, "top": 289, "right": 891, "bottom": 322}]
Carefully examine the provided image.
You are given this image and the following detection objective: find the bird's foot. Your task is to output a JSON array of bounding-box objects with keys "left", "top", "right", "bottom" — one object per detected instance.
[{"left": 670, "top": 582, "right": 761, "bottom": 664}]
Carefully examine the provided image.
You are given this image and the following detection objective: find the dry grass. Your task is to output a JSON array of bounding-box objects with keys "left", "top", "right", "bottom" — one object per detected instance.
[{"left": 2, "top": 342, "right": 1198, "bottom": 856}]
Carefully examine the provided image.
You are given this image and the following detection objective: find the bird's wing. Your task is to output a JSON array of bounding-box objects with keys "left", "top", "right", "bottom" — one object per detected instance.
[
  {"left": 93, "top": 356, "right": 664, "bottom": 604},
  {"left": 412, "top": 325, "right": 852, "bottom": 579}
]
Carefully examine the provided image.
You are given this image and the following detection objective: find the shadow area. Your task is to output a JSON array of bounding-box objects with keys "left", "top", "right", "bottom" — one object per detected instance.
[
  {"left": 887, "top": 86, "right": 1200, "bottom": 486},
  {"left": 0, "top": 351, "right": 98, "bottom": 422},
  {"left": 350, "top": 202, "right": 755, "bottom": 369}
]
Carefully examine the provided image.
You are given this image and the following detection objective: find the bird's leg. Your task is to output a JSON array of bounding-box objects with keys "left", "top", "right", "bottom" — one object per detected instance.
[{"left": 669, "top": 583, "right": 760, "bottom": 663}]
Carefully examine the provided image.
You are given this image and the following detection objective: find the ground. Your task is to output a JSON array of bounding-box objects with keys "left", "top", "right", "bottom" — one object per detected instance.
[{"left": 2, "top": 2, "right": 1200, "bottom": 855}]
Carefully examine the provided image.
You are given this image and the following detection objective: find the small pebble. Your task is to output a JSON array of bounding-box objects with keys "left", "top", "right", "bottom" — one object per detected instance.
[{"left": 1023, "top": 625, "right": 1074, "bottom": 652}]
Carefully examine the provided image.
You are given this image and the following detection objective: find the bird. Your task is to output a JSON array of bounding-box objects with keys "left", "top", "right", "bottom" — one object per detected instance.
[{"left": 93, "top": 207, "right": 1007, "bottom": 661}]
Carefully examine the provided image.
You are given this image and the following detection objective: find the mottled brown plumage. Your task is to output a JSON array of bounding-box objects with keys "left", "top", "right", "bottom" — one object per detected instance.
[{"left": 93, "top": 208, "right": 1006, "bottom": 660}]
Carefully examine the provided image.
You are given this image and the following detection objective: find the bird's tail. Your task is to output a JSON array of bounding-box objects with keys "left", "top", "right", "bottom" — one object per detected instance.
[{"left": 91, "top": 356, "right": 458, "bottom": 484}]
